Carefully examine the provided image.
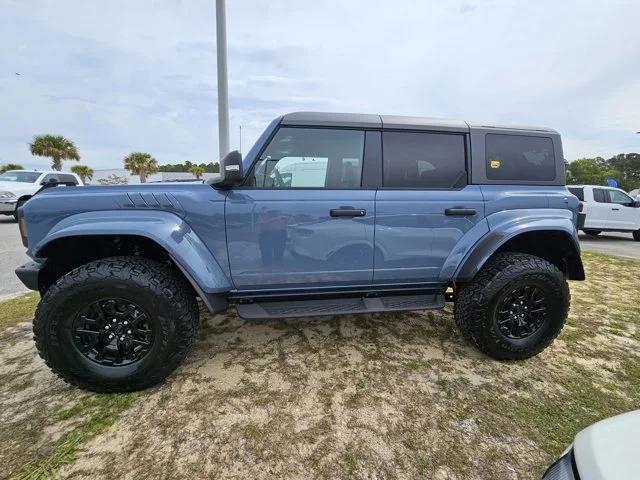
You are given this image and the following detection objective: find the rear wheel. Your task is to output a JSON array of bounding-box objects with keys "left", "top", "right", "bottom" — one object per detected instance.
[
  {"left": 454, "top": 253, "right": 569, "bottom": 360},
  {"left": 33, "top": 256, "right": 199, "bottom": 392},
  {"left": 583, "top": 229, "right": 601, "bottom": 236}
]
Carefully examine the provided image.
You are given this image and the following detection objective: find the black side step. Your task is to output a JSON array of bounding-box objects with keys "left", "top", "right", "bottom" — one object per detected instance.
[{"left": 236, "top": 293, "right": 445, "bottom": 320}]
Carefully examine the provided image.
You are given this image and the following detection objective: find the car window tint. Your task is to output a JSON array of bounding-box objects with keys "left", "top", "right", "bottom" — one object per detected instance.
[
  {"left": 486, "top": 134, "right": 556, "bottom": 181},
  {"left": 382, "top": 132, "right": 466, "bottom": 188},
  {"left": 253, "top": 128, "right": 364, "bottom": 188},
  {"left": 593, "top": 188, "right": 609, "bottom": 203},
  {"left": 567, "top": 187, "right": 584, "bottom": 201},
  {"left": 608, "top": 189, "right": 633, "bottom": 205},
  {"left": 42, "top": 174, "right": 59, "bottom": 183},
  {"left": 58, "top": 174, "right": 78, "bottom": 184}
]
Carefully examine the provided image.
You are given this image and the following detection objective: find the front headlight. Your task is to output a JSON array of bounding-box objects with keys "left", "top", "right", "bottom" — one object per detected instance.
[
  {"left": 0, "top": 191, "right": 16, "bottom": 199},
  {"left": 543, "top": 449, "right": 578, "bottom": 479}
]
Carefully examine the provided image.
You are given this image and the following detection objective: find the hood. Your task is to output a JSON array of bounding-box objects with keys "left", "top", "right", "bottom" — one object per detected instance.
[
  {"left": 573, "top": 409, "right": 640, "bottom": 480},
  {"left": 0, "top": 181, "right": 36, "bottom": 193}
]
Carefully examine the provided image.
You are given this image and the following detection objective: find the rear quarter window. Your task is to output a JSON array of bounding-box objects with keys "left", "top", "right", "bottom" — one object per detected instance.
[
  {"left": 58, "top": 173, "right": 79, "bottom": 184},
  {"left": 486, "top": 134, "right": 556, "bottom": 181},
  {"left": 567, "top": 187, "right": 584, "bottom": 201}
]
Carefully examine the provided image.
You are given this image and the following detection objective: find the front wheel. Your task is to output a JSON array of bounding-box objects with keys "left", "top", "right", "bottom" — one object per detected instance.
[
  {"left": 33, "top": 256, "right": 199, "bottom": 392},
  {"left": 454, "top": 253, "right": 569, "bottom": 360}
]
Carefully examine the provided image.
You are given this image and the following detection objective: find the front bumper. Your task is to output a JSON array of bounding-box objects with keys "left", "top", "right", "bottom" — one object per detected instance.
[
  {"left": 15, "top": 261, "right": 43, "bottom": 291},
  {"left": 0, "top": 199, "right": 17, "bottom": 214}
]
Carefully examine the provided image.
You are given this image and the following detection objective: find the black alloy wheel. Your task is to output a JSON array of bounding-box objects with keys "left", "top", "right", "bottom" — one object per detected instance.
[
  {"left": 72, "top": 298, "right": 154, "bottom": 366},
  {"left": 495, "top": 285, "right": 547, "bottom": 339}
]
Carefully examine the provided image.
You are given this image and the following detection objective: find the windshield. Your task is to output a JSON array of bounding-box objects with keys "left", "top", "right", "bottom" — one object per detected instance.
[{"left": 0, "top": 171, "right": 41, "bottom": 183}]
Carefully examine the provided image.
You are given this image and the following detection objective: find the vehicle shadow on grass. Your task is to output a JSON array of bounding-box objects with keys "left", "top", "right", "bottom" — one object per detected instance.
[{"left": 3, "top": 252, "right": 640, "bottom": 480}]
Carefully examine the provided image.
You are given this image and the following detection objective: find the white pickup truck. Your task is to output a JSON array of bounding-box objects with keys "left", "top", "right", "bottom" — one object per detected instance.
[
  {"left": 0, "top": 170, "right": 83, "bottom": 220},
  {"left": 568, "top": 185, "right": 640, "bottom": 241}
]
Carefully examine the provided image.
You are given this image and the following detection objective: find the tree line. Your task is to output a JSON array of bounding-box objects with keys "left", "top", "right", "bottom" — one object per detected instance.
[
  {"left": 0, "top": 134, "right": 220, "bottom": 184},
  {"left": 566, "top": 153, "right": 640, "bottom": 191}
]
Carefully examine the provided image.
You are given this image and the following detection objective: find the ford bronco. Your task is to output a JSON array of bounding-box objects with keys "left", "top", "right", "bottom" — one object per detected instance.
[{"left": 15, "top": 112, "right": 585, "bottom": 392}]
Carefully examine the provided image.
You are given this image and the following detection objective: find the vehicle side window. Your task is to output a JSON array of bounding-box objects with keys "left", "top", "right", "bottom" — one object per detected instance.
[
  {"left": 382, "top": 132, "right": 466, "bottom": 189},
  {"left": 608, "top": 189, "right": 633, "bottom": 206},
  {"left": 593, "top": 188, "right": 609, "bottom": 203},
  {"left": 58, "top": 173, "right": 78, "bottom": 184},
  {"left": 252, "top": 127, "right": 364, "bottom": 188},
  {"left": 486, "top": 134, "right": 556, "bottom": 181},
  {"left": 41, "top": 174, "right": 59, "bottom": 184},
  {"left": 567, "top": 187, "right": 584, "bottom": 201}
]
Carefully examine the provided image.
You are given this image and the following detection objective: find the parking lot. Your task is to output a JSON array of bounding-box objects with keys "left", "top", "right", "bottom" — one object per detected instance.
[
  {"left": 0, "top": 217, "right": 637, "bottom": 300},
  {"left": 0, "top": 218, "right": 29, "bottom": 299}
]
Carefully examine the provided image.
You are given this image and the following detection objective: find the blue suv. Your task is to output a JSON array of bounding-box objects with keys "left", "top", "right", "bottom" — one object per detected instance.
[{"left": 15, "top": 112, "right": 585, "bottom": 392}]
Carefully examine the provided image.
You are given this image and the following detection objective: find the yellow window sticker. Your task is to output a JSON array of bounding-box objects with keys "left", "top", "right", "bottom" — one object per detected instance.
[{"left": 490, "top": 159, "right": 501, "bottom": 169}]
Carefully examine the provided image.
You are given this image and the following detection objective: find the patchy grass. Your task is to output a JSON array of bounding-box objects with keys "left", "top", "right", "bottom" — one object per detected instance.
[
  {"left": 0, "top": 292, "right": 38, "bottom": 328},
  {"left": 14, "top": 394, "right": 137, "bottom": 480},
  {"left": 0, "top": 251, "right": 639, "bottom": 479}
]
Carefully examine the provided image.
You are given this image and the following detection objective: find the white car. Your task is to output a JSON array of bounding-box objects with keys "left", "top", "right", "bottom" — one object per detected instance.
[
  {"left": 543, "top": 409, "right": 640, "bottom": 479},
  {"left": 0, "top": 170, "right": 83, "bottom": 220},
  {"left": 568, "top": 185, "right": 640, "bottom": 241}
]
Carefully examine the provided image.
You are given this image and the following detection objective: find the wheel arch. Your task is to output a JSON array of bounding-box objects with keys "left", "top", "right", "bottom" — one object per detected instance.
[
  {"left": 34, "top": 210, "right": 231, "bottom": 311},
  {"left": 453, "top": 224, "right": 585, "bottom": 282}
]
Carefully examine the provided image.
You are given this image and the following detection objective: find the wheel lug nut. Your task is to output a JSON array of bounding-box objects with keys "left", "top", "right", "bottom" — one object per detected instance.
[
  {"left": 105, "top": 325, "right": 109, "bottom": 330},
  {"left": 109, "top": 334, "right": 114, "bottom": 339},
  {"left": 120, "top": 336, "right": 125, "bottom": 341},
  {"left": 124, "top": 321, "right": 128, "bottom": 325},
  {"left": 127, "top": 330, "right": 132, "bottom": 334},
  {"left": 112, "top": 319, "right": 117, "bottom": 323}
]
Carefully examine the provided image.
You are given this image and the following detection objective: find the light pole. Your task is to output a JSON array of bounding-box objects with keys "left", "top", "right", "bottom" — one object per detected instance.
[{"left": 216, "top": 0, "right": 230, "bottom": 159}]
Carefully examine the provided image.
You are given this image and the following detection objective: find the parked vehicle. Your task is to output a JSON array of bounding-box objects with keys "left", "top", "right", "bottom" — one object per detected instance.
[
  {"left": 0, "top": 170, "right": 83, "bottom": 220},
  {"left": 568, "top": 185, "right": 640, "bottom": 240},
  {"left": 15, "top": 112, "right": 585, "bottom": 392},
  {"left": 543, "top": 409, "right": 640, "bottom": 479}
]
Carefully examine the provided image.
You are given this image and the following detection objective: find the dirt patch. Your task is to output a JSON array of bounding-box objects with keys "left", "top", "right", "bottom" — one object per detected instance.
[{"left": 2, "top": 252, "right": 640, "bottom": 480}]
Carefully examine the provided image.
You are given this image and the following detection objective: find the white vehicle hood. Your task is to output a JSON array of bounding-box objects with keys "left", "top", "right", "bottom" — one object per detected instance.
[
  {"left": 0, "top": 181, "right": 38, "bottom": 195},
  {"left": 574, "top": 409, "right": 640, "bottom": 480}
]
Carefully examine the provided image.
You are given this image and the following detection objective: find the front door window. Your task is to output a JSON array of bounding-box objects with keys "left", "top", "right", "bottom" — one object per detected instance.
[{"left": 252, "top": 128, "right": 364, "bottom": 189}]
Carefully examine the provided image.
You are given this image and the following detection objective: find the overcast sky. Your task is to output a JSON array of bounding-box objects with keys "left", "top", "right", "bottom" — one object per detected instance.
[{"left": 1, "top": 0, "right": 640, "bottom": 171}]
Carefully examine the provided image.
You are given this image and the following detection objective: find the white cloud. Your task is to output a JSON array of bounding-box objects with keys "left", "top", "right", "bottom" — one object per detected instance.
[{"left": 1, "top": 0, "right": 639, "bottom": 170}]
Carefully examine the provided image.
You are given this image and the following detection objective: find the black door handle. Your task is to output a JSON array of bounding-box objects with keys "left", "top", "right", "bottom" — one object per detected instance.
[
  {"left": 612, "top": 207, "right": 620, "bottom": 211},
  {"left": 330, "top": 208, "right": 366, "bottom": 217},
  {"left": 445, "top": 208, "right": 476, "bottom": 216}
]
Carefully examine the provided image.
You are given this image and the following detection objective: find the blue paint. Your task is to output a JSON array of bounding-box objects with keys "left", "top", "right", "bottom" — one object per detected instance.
[{"left": 16, "top": 114, "right": 584, "bottom": 312}]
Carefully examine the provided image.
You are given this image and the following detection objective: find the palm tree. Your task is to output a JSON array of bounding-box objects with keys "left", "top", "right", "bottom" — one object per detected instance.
[
  {"left": 71, "top": 164, "right": 94, "bottom": 184},
  {"left": 189, "top": 165, "right": 205, "bottom": 179},
  {"left": 123, "top": 152, "right": 158, "bottom": 183},
  {"left": 0, "top": 163, "right": 24, "bottom": 173},
  {"left": 29, "top": 135, "right": 80, "bottom": 171}
]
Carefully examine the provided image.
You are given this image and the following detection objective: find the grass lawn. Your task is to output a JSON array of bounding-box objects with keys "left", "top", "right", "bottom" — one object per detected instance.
[{"left": 1, "top": 251, "right": 639, "bottom": 480}]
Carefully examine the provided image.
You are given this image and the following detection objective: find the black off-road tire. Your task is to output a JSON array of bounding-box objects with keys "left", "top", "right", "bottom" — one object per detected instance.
[
  {"left": 454, "top": 253, "right": 569, "bottom": 360},
  {"left": 633, "top": 230, "right": 640, "bottom": 242},
  {"left": 583, "top": 229, "right": 601, "bottom": 236},
  {"left": 33, "top": 256, "right": 199, "bottom": 392}
]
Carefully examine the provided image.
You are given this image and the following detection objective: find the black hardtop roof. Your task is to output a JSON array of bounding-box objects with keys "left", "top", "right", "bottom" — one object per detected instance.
[{"left": 280, "top": 111, "right": 558, "bottom": 134}]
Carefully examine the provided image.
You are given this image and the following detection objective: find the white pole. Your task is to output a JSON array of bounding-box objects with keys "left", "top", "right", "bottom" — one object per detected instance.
[{"left": 216, "top": 0, "right": 230, "bottom": 159}]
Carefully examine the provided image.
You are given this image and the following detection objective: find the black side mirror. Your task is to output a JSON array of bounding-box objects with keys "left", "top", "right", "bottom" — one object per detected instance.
[{"left": 210, "top": 150, "right": 243, "bottom": 188}]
